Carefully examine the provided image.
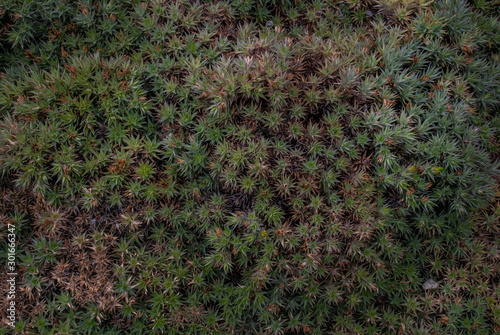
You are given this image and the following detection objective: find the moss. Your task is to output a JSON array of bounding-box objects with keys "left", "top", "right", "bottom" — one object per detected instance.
[{"left": 0, "top": 0, "right": 499, "bottom": 333}]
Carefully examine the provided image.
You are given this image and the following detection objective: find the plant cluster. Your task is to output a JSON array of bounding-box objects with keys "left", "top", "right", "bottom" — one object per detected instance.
[{"left": 0, "top": 0, "right": 499, "bottom": 334}]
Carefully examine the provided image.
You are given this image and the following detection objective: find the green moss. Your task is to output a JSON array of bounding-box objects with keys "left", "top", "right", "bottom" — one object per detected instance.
[{"left": 0, "top": 0, "right": 499, "bottom": 333}]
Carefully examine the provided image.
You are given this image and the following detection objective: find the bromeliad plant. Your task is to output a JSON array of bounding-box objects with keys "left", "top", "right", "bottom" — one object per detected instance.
[{"left": 0, "top": 0, "right": 499, "bottom": 334}]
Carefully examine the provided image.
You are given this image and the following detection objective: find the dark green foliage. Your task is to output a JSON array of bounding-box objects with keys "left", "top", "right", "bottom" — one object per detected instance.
[{"left": 0, "top": 0, "right": 499, "bottom": 334}]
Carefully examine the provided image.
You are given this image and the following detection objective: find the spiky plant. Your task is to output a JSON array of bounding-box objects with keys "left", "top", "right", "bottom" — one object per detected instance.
[{"left": 0, "top": 0, "right": 498, "bottom": 334}]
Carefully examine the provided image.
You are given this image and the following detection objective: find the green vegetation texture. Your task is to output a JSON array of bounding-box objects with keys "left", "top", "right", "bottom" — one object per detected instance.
[{"left": 0, "top": 0, "right": 499, "bottom": 334}]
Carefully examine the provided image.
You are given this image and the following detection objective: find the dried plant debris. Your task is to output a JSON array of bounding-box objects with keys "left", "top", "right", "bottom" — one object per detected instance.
[{"left": 0, "top": 0, "right": 499, "bottom": 334}]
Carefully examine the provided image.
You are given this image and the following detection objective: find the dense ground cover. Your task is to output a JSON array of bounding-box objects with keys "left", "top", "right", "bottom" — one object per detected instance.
[{"left": 0, "top": 0, "right": 499, "bottom": 334}]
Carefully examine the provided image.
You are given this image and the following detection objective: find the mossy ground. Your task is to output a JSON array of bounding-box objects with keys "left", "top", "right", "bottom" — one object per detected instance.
[{"left": 0, "top": 0, "right": 499, "bottom": 334}]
